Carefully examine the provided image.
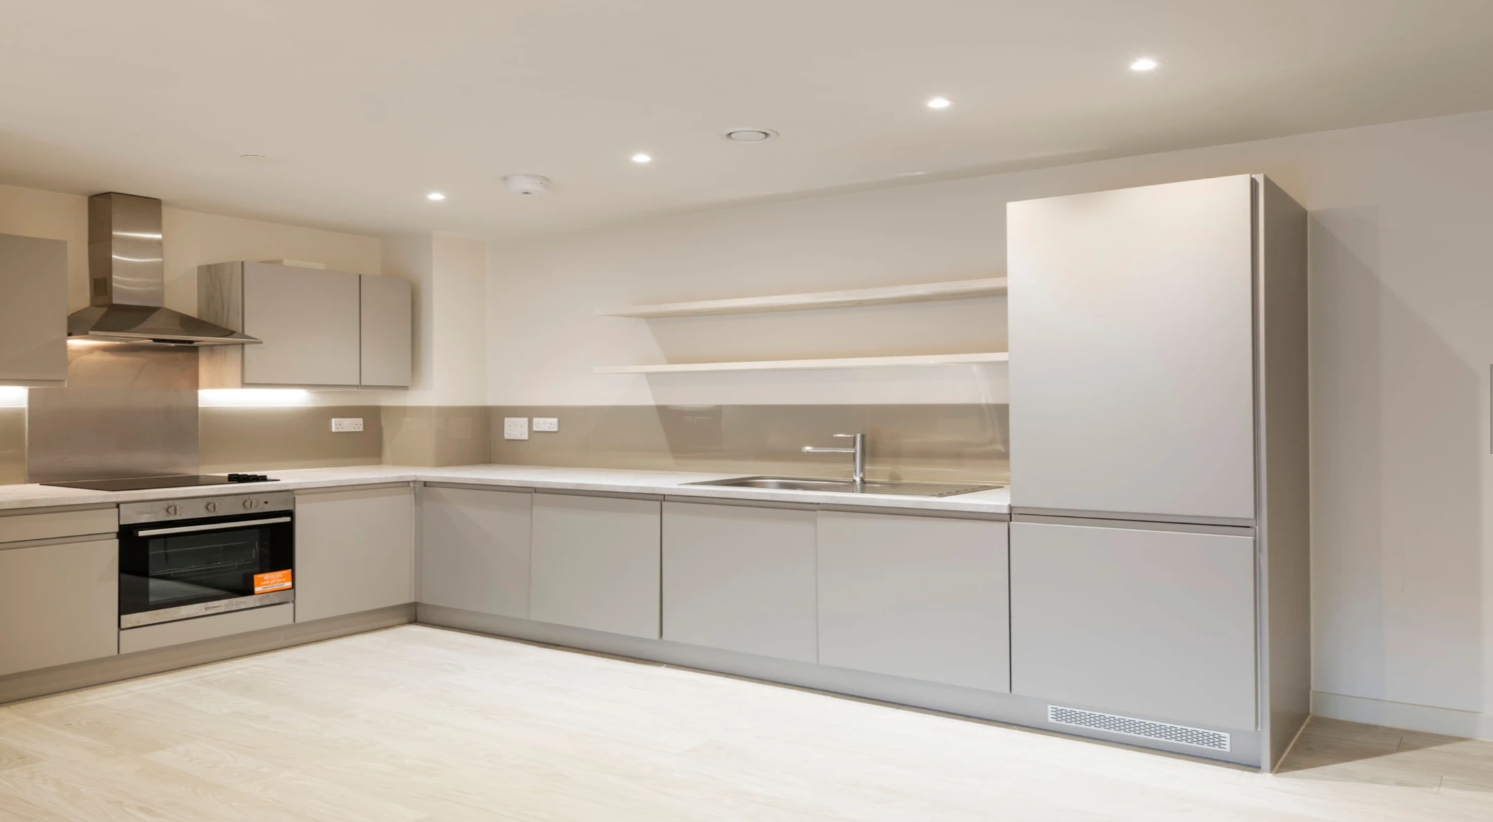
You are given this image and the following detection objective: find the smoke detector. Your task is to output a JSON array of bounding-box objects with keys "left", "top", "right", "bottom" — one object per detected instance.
[
  {"left": 504, "top": 174, "right": 550, "bottom": 195},
  {"left": 723, "top": 128, "right": 779, "bottom": 143}
]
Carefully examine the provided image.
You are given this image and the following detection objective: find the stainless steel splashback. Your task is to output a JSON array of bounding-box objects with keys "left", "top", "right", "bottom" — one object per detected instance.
[{"left": 26, "top": 344, "right": 199, "bottom": 483}]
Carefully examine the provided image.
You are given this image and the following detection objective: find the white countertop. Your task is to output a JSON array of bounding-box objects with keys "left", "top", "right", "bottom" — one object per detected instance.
[{"left": 0, "top": 465, "right": 1010, "bottom": 516}]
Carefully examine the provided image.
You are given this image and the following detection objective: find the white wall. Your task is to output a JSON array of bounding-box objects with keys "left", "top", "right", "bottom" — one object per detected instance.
[
  {"left": 487, "top": 109, "right": 1493, "bottom": 730},
  {"left": 383, "top": 231, "right": 488, "bottom": 407}
]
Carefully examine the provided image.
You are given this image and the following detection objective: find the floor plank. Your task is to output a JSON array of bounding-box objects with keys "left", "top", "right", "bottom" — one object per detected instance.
[{"left": 0, "top": 625, "right": 1488, "bottom": 821}]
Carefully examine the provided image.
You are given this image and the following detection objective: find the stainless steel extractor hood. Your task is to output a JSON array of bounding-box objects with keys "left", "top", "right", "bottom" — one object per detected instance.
[{"left": 66, "top": 193, "right": 260, "bottom": 346}]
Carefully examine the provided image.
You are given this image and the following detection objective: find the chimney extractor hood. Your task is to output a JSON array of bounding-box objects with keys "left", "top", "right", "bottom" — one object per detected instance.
[{"left": 66, "top": 193, "right": 261, "bottom": 346}]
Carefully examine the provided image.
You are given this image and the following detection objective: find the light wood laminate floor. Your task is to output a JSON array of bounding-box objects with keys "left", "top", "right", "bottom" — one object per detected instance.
[{"left": 0, "top": 625, "right": 1489, "bottom": 821}]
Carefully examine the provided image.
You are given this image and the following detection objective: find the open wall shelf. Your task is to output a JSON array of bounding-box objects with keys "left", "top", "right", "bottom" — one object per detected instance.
[
  {"left": 597, "top": 277, "right": 1007, "bottom": 319},
  {"left": 595, "top": 352, "right": 1008, "bottom": 375}
]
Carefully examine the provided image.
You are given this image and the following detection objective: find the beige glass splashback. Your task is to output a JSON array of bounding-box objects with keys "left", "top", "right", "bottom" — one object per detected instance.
[{"left": 485, "top": 404, "right": 1008, "bottom": 483}]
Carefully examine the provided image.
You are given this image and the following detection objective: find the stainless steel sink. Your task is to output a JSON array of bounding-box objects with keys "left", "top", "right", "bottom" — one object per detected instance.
[{"left": 686, "top": 476, "right": 1001, "bottom": 498}]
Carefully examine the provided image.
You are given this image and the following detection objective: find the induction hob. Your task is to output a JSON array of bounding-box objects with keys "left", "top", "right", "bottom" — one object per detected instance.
[{"left": 41, "top": 474, "right": 278, "bottom": 492}]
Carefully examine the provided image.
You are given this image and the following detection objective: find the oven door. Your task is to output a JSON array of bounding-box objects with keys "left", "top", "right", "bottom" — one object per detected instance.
[{"left": 119, "top": 514, "right": 295, "bottom": 628}]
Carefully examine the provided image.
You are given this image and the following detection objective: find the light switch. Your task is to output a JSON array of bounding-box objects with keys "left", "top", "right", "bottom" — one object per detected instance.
[
  {"left": 533, "top": 417, "right": 559, "bottom": 432},
  {"left": 331, "top": 418, "right": 364, "bottom": 433},
  {"left": 504, "top": 417, "right": 530, "bottom": 440}
]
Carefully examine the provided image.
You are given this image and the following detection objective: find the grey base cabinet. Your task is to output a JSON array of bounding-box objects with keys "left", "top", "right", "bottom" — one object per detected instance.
[
  {"left": 662, "top": 501, "right": 817, "bottom": 662},
  {"left": 1010, "top": 521, "right": 1256, "bottom": 730},
  {"left": 295, "top": 486, "right": 416, "bottom": 623},
  {"left": 421, "top": 486, "right": 532, "bottom": 618},
  {"left": 530, "top": 493, "right": 661, "bottom": 639},
  {"left": 0, "top": 538, "right": 118, "bottom": 676},
  {"left": 817, "top": 511, "right": 1010, "bottom": 692}
]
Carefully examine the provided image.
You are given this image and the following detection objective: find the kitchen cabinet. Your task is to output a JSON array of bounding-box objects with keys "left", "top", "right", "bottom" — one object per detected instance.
[
  {"left": 421, "top": 485, "right": 532, "bottom": 618},
  {"left": 529, "top": 492, "right": 661, "bottom": 639},
  {"left": 294, "top": 485, "right": 416, "bottom": 622},
  {"left": 0, "top": 233, "right": 68, "bottom": 386},
  {"left": 662, "top": 501, "right": 817, "bottom": 662},
  {"left": 0, "top": 537, "right": 118, "bottom": 676},
  {"left": 816, "top": 511, "right": 1009, "bottom": 692},
  {"left": 1007, "top": 175, "right": 1258, "bottom": 521},
  {"left": 1009, "top": 520, "right": 1257, "bottom": 730},
  {"left": 199, "top": 262, "right": 411, "bottom": 389},
  {"left": 359, "top": 273, "right": 413, "bottom": 388}
]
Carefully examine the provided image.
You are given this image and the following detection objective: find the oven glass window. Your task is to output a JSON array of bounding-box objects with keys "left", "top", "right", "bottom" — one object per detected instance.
[{"left": 120, "top": 517, "right": 293, "bottom": 616}]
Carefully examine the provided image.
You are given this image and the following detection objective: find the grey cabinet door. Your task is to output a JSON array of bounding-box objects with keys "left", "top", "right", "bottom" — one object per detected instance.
[
  {"left": 360, "top": 274, "right": 412, "bottom": 388},
  {"left": 0, "top": 233, "right": 67, "bottom": 386},
  {"left": 0, "top": 539, "right": 118, "bottom": 676},
  {"left": 1010, "top": 520, "right": 1256, "bottom": 729},
  {"left": 662, "top": 501, "right": 817, "bottom": 662},
  {"left": 530, "top": 493, "right": 661, "bottom": 639},
  {"left": 817, "top": 512, "right": 1010, "bottom": 692},
  {"left": 242, "top": 262, "right": 361, "bottom": 387},
  {"left": 1007, "top": 176, "right": 1257, "bottom": 520},
  {"left": 295, "top": 486, "right": 416, "bottom": 622},
  {"left": 421, "top": 486, "right": 532, "bottom": 618}
]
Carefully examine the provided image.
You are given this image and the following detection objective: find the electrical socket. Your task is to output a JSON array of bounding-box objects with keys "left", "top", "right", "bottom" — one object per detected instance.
[
  {"left": 503, "top": 417, "right": 529, "bottom": 440},
  {"left": 532, "top": 417, "right": 559, "bottom": 433},
  {"left": 331, "top": 418, "right": 364, "bottom": 433}
]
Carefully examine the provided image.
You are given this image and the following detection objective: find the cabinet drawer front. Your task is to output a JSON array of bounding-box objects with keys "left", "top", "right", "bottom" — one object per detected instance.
[
  {"left": 817, "top": 512, "right": 1010, "bottom": 692},
  {"left": 0, "top": 539, "right": 118, "bottom": 677},
  {"left": 662, "top": 501, "right": 817, "bottom": 662},
  {"left": 119, "top": 603, "right": 294, "bottom": 655},
  {"left": 1010, "top": 521, "right": 1256, "bottom": 729},
  {"left": 0, "top": 507, "right": 118, "bottom": 545},
  {"left": 530, "top": 494, "right": 660, "bottom": 639},
  {"left": 421, "top": 486, "right": 532, "bottom": 617}
]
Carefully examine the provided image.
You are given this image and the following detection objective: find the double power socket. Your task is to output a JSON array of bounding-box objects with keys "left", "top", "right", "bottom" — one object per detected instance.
[{"left": 504, "top": 417, "right": 558, "bottom": 440}]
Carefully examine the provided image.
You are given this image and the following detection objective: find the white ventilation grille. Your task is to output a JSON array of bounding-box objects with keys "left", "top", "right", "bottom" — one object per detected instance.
[{"left": 1047, "top": 706, "right": 1230, "bottom": 752}]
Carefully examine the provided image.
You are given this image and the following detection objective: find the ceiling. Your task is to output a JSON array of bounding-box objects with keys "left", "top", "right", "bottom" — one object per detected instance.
[{"left": 4, "top": 0, "right": 1493, "bottom": 240}]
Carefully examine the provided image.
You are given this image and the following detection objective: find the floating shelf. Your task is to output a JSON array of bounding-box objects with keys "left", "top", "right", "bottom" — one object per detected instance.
[
  {"left": 595, "top": 352, "right": 1008, "bottom": 375},
  {"left": 597, "top": 277, "right": 1007, "bottom": 319}
]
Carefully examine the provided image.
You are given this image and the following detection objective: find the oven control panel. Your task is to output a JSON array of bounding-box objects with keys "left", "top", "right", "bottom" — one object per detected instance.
[{"left": 120, "top": 491, "right": 295, "bottom": 525}]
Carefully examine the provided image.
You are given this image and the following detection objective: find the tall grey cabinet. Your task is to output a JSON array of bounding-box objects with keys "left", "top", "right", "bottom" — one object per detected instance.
[
  {"left": 0, "top": 233, "right": 68, "bottom": 386},
  {"left": 1006, "top": 175, "right": 1309, "bottom": 772}
]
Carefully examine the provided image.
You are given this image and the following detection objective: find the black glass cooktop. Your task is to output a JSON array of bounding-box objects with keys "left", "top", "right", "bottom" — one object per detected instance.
[{"left": 41, "top": 474, "right": 278, "bottom": 492}]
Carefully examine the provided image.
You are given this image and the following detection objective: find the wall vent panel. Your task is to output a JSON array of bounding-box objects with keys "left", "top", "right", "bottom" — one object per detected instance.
[{"left": 1047, "top": 705, "right": 1230, "bottom": 752}]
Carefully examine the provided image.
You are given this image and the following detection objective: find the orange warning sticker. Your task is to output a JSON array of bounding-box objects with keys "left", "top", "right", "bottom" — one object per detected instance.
[{"left": 254, "top": 569, "right": 293, "bottom": 594}]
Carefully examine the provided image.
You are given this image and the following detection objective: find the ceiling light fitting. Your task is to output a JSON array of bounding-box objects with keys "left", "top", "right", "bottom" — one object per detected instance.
[
  {"left": 239, "top": 154, "right": 270, "bottom": 162},
  {"left": 723, "top": 128, "right": 778, "bottom": 143},
  {"left": 926, "top": 97, "right": 952, "bottom": 109},
  {"left": 631, "top": 153, "right": 653, "bottom": 164},
  {"left": 1130, "top": 57, "right": 1161, "bottom": 72},
  {"left": 426, "top": 192, "right": 446, "bottom": 201},
  {"left": 503, "top": 174, "right": 550, "bottom": 196}
]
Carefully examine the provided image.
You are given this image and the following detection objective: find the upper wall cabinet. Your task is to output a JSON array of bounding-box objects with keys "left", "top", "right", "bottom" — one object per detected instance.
[
  {"left": 359, "top": 273, "right": 413, "bottom": 388},
  {"left": 0, "top": 233, "right": 68, "bottom": 387},
  {"left": 199, "top": 262, "right": 411, "bottom": 389}
]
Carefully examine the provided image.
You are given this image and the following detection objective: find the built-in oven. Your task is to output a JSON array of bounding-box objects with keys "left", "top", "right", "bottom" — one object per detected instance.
[{"left": 118, "top": 492, "right": 295, "bottom": 629}]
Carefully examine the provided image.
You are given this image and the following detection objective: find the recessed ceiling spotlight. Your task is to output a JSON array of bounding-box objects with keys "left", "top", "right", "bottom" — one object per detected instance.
[
  {"left": 926, "top": 97, "right": 952, "bottom": 109},
  {"left": 631, "top": 153, "right": 653, "bottom": 164},
  {"left": 1129, "top": 57, "right": 1161, "bottom": 72},
  {"left": 426, "top": 192, "right": 446, "bottom": 201},
  {"left": 723, "top": 128, "right": 779, "bottom": 143},
  {"left": 239, "top": 154, "right": 270, "bottom": 162}
]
